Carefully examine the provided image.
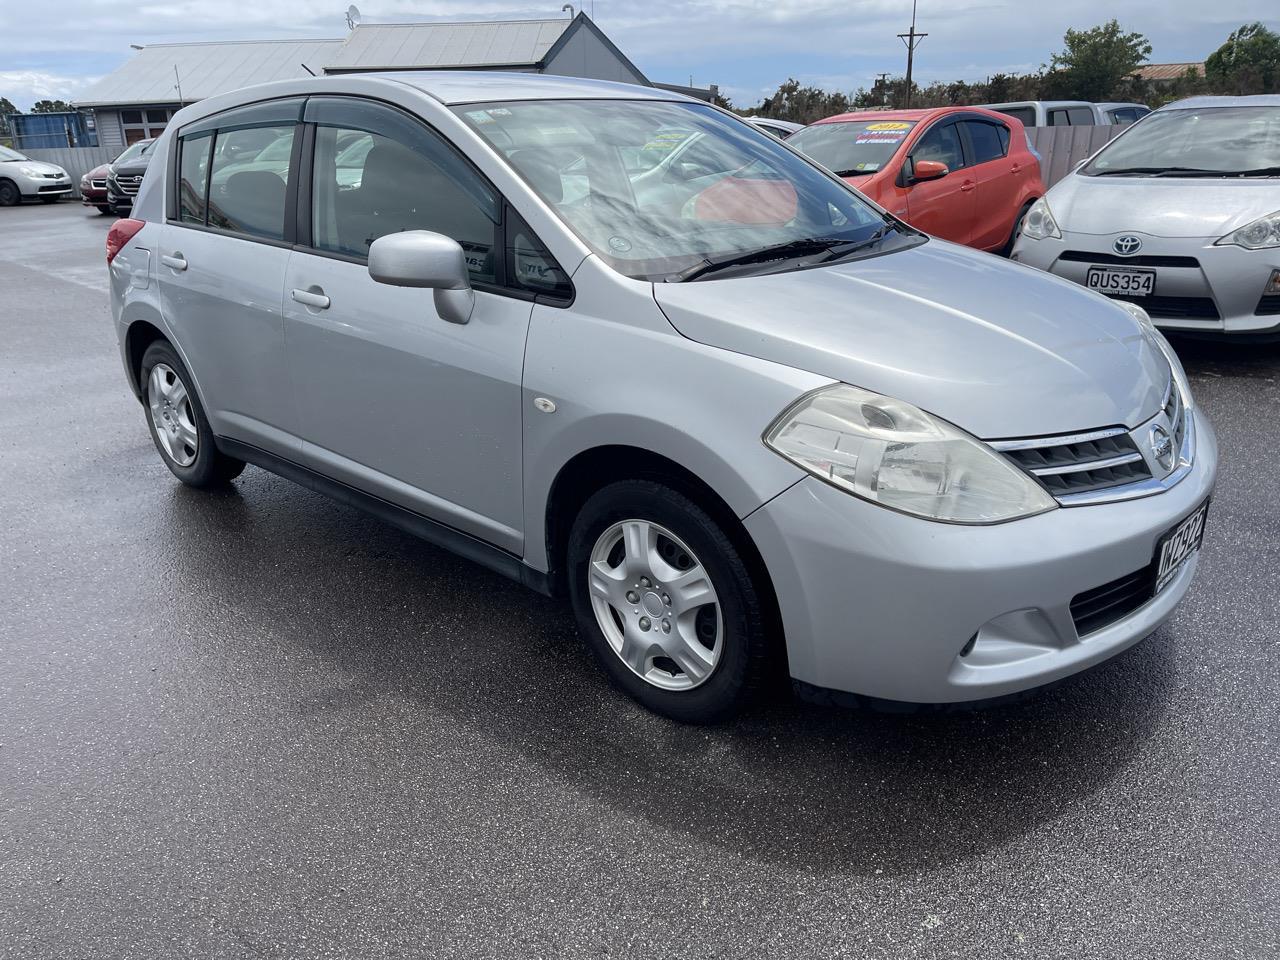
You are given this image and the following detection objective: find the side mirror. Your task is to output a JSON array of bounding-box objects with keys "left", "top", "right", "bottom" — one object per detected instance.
[
  {"left": 368, "top": 230, "right": 475, "bottom": 325},
  {"left": 910, "top": 159, "right": 949, "bottom": 183}
]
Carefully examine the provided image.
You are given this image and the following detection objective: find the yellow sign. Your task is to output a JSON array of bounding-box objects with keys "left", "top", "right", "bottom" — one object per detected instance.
[{"left": 865, "top": 121, "right": 912, "bottom": 131}]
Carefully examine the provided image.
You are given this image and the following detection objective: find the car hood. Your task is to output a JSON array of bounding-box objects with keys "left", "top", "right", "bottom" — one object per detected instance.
[
  {"left": 111, "top": 159, "right": 151, "bottom": 177},
  {"left": 0, "top": 159, "right": 65, "bottom": 176},
  {"left": 86, "top": 163, "right": 111, "bottom": 179},
  {"left": 1048, "top": 173, "right": 1280, "bottom": 238},
  {"left": 652, "top": 239, "right": 1168, "bottom": 439}
]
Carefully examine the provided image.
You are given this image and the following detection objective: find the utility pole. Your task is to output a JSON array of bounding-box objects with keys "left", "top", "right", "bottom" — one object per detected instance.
[
  {"left": 875, "top": 72, "right": 890, "bottom": 107},
  {"left": 897, "top": 0, "right": 927, "bottom": 109}
]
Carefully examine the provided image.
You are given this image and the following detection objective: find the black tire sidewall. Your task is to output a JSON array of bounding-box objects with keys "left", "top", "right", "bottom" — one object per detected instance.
[
  {"left": 140, "top": 341, "right": 241, "bottom": 486},
  {"left": 0, "top": 181, "right": 19, "bottom": 206},
  {"left": 567, "top": 480, "right": 762, "bottom": 723}
]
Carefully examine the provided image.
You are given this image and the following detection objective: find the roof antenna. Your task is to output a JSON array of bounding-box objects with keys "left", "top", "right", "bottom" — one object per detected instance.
[
  {"left": 345, "top": 4, "right": 361, "bottom": 29},
  {"left": 562, "top": 4, "right": 575, "bottom": 16},
  {"left": 173, "top": 65, "right": 184, "bottom": 106},
  {"left": 301, "top": 63, "right": 317, "bottom": 76}
]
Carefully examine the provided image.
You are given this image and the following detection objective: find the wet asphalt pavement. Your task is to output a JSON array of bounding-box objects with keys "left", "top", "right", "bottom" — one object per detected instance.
[{"left": 1, "top": 202, "right": 1277, "bottom": 959}]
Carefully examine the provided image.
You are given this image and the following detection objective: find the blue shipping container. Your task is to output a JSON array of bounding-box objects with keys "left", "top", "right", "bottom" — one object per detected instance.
[{"left": 11, "top": 112, "right": 99, "bottom": 149}]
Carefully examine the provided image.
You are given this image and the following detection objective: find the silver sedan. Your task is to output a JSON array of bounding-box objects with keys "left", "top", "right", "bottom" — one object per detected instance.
[
  {"left": 1013, "top": 95, "right": 1280, "bottom": 337},
  {"left": 0, "top": 144, "right": 73, "bottom": 205}
]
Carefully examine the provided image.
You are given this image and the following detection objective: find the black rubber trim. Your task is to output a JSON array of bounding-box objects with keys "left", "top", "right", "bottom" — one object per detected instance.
[{"left": 215, "top": 437, "right": 553, "bottom": 596}]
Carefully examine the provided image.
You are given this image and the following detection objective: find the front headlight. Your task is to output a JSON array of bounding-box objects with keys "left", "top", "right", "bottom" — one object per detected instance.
[
  {"left": 1115, "top": 300, "right": 1194, "bottom": 410},
  {"left": 1216, "top": 209, "right": 1280, "bottom": 250},
  {"left": 19, "top": 166, "right": 43, "bottom": 178},
  {"left": 764, "top": 384, "right": 1057, "bottom": 524},
  {"left": 1020, "top": 197, "right": 1061, "bottom": 240}
]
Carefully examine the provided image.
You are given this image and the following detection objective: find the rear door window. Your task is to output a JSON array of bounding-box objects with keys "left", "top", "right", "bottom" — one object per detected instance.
[
  {"left": 962, "top": 121, "right": 1009, "bottom": 164},
  {"left": 1068, "top": 107, "right": 1097, "bottom": 125}
]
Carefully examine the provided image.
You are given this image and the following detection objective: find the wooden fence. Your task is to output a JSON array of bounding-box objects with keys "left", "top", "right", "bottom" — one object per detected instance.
[
  {"left": 21, "top": 146, "right": 117, "bottom": 198},
  {"left": 1027, "top": 126, "right": 1126, "bottom": 187}
]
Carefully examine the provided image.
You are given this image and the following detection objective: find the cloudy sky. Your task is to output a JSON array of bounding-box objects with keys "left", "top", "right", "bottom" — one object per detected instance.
[{"left": 3, "top": 0, "right": 1277, "bottom": 109}]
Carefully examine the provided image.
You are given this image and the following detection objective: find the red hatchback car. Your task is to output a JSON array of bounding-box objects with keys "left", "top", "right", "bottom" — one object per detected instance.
[{"left": 788, "top": 107, "right": 1045, "bottom": 253}]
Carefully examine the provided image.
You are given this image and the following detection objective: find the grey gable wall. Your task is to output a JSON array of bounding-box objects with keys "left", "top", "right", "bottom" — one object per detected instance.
[{"left": 542, "top": 24, "right": 648, "bottom": 85}]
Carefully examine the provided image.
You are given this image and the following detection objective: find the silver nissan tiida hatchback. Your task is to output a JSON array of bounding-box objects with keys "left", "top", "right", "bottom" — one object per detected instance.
[{"left": 107, "top": 73, "right": 1217, "bottom": 722}]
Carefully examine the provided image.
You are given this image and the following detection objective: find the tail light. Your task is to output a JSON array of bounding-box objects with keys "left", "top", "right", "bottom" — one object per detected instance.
[{"left": 106, "top": 218, "right": 146, "bottom": 264}]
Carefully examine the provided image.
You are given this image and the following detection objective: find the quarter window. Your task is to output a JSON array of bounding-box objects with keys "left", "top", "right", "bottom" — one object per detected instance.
[
  {"left": 505, "top": 209, "right": 572, "bottom": 300},
  {"left": 999, "top": 106, "right": 1036, "bottom": 128},
  {"left": 206, "top": 124, "right": 295, "bottom": 240},
  {"left": 308, "top": 102, "right": 499, "bottom": 286},
  {"left": 177, "top": 133, "right": 212, "bottom": 225}
]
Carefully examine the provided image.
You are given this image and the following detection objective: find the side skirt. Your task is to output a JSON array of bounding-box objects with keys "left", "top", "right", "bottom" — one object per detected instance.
[{"left": 216, "top": 437, "right": 554, "bottom": 597}]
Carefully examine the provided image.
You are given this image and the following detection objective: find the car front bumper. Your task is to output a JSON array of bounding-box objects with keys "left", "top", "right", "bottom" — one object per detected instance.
[
  {"left": 744, "top": 411, "right": 1218, "bottom": 704},
  {"left": 15, "top": 172, "right": 72, "bottom": 199},
  {"left": 1013, "top": 230, "right": 1280, "bottom": 336}
]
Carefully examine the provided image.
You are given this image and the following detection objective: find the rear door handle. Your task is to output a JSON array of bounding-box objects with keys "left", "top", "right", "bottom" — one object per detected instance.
[
  {"left": 291, "top": 288, "right": 331, "bottom": 310},
  {"left": 960, "top": 180, "right": 976, "bottom": 193},
  {"left": 160, "top": 253, "right": 187, "bottom": 271}
]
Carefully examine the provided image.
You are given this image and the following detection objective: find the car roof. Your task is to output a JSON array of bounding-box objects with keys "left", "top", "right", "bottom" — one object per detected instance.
[
  {"left": 370, "top": 70, "right": 693, "bottom": 105},
  {"left": 1095, "top": 102, "right": 1148, "bottom": 110},
  {"left": 1159, "top": 94, "right": 1280, "bottom": 110},
  {"left": 811, "top": 106, "right": 1013, "bottom": 126},
  {"left": 980, "top": 100, "right": 1094, "bottom": 110}
]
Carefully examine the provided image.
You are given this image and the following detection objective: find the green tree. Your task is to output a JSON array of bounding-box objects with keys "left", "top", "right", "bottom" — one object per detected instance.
[
  {"left": 0, "top": 97, "right": 16, "bottom": 141},
  {"left": 1205, "top": 23, "right": 1280, "bottom": 95},
  {"left": 753, "top": 78, "right": 852, "bottom": 124},
  {"left": 1044, "top": 19, "right": 1151, "bottom": 101},
  {"left": 31, "top": 99, "right": 72, "bottom": 113}
]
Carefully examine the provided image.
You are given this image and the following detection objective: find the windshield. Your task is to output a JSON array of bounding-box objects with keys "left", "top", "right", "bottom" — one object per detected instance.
[
  {"left": 114, "top": 140, "right": 156, "bottom": 164},
  {"left": 454, "top": 99, "right": 912, "bottom": 281},
  {"left": 0, "top": 145, "right": 29, "bottom": 162},
  {"left": 1084, "top": 106, "right": 1280, "bottom": 176},
  {"left": 787, "top": 120, "right": 917, "bottom": 176}
]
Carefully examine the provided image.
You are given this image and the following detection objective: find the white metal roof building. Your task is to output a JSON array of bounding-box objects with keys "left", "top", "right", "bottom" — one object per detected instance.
[{"left": 75, "top": 13, "right": 665, "bottom": 151}]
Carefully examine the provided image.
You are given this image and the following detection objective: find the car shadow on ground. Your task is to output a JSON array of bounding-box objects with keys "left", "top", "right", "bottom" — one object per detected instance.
[{"left": 154, "top": 468, "right": 1179, "bottom": 880}]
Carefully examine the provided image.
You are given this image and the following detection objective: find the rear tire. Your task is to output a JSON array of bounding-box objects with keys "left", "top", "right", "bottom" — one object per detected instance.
[
  {"left": 140, "top": 341, "right": 245, "bottom": 487},
  {"left": 0, "top": 180, "right": 19, "bottom": 206},
  {"left": 566, "top": 479, "right": 771, "bottom": 723}
]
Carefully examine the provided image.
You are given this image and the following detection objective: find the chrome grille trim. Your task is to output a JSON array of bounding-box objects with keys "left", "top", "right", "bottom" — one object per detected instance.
[
  {"left": 1029, "top": 451, "right": 1145, "bottom": 476},
  {"left": 988, "top": 426, "right": 1128, "bottom": 452}
]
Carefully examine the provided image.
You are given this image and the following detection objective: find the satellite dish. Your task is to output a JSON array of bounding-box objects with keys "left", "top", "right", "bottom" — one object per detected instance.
[{"left": 345, "top": 4, "right": 361, "bottom": 29}]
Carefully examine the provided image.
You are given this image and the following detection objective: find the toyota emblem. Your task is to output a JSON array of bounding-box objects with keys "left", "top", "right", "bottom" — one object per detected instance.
[{"left": 1113, "top": 235, "right": 1143, "bottom": 256}]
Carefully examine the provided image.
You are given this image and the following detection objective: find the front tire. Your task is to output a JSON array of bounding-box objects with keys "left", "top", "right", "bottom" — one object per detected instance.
[
  {"left": 0, "top": 180, "right": 19, "bottom": 206},
  {"left": 567, "top": 480, "right": 771, "bottom": 722},
  {"left": 140, "top": 341, "right": 245, "bottom": 487},
  {"left": 1001, "top": 200, "right": 1035, "bottom": 257}
]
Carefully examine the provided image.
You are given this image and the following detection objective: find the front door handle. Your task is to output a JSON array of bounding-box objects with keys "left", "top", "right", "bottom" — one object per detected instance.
[
  {"left": 291, "top": 288, "right": 331, "bottom": 310},
  {"left": 960, "top": 180, "right": 976, "bottom": 193},
  {"left": 160, "top": 253, "right": 187, "bottom": 271}
]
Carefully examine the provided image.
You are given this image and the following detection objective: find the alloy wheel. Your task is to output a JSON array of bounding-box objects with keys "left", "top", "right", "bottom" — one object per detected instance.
[
  {"left": 147, "top": 363, "right": 198, "bottom": 467},
  {"left": 588, "top": 519, "right": 723, "bottom": 691}
]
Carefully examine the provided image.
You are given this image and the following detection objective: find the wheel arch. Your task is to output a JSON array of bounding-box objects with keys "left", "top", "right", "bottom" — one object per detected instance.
[
  {"left": 124, "top": 318, "right": 169, "bottom": 399},
  {"left": 543, "top": 444, "right": 786, "bottom": 670}
]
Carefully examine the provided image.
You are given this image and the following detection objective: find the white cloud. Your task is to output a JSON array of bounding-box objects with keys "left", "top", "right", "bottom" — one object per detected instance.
[{"left": 0, "top": 71, "right": 99, "bottom": 110}]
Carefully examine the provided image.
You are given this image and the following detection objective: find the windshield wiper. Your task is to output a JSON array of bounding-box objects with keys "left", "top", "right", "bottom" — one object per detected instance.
[
  {"left": 674, "top": 237, "right": 858, "bottom": 282},
  {"left": 1091, "top": 165, "right": 1276, "bottom": 178},
  {"left": 833, "top": 168, "right": 872, "bottom": 177},
  {"left": 813, "top": 223, "right": 895, "bottom": 263}
]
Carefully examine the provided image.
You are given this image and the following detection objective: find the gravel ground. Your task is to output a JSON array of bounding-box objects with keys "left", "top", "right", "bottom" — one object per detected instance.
[{"left": 1, "top": 201, "right": 1276, "bottom": 959}]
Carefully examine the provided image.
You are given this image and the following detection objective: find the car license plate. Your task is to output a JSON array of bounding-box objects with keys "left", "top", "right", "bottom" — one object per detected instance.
[
  {"left": 1087, "top": 266, "right": 1156, "bottom": 297},
  {"left": 1154, "top": 501, "right": 1209, "bottom": 594}
]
